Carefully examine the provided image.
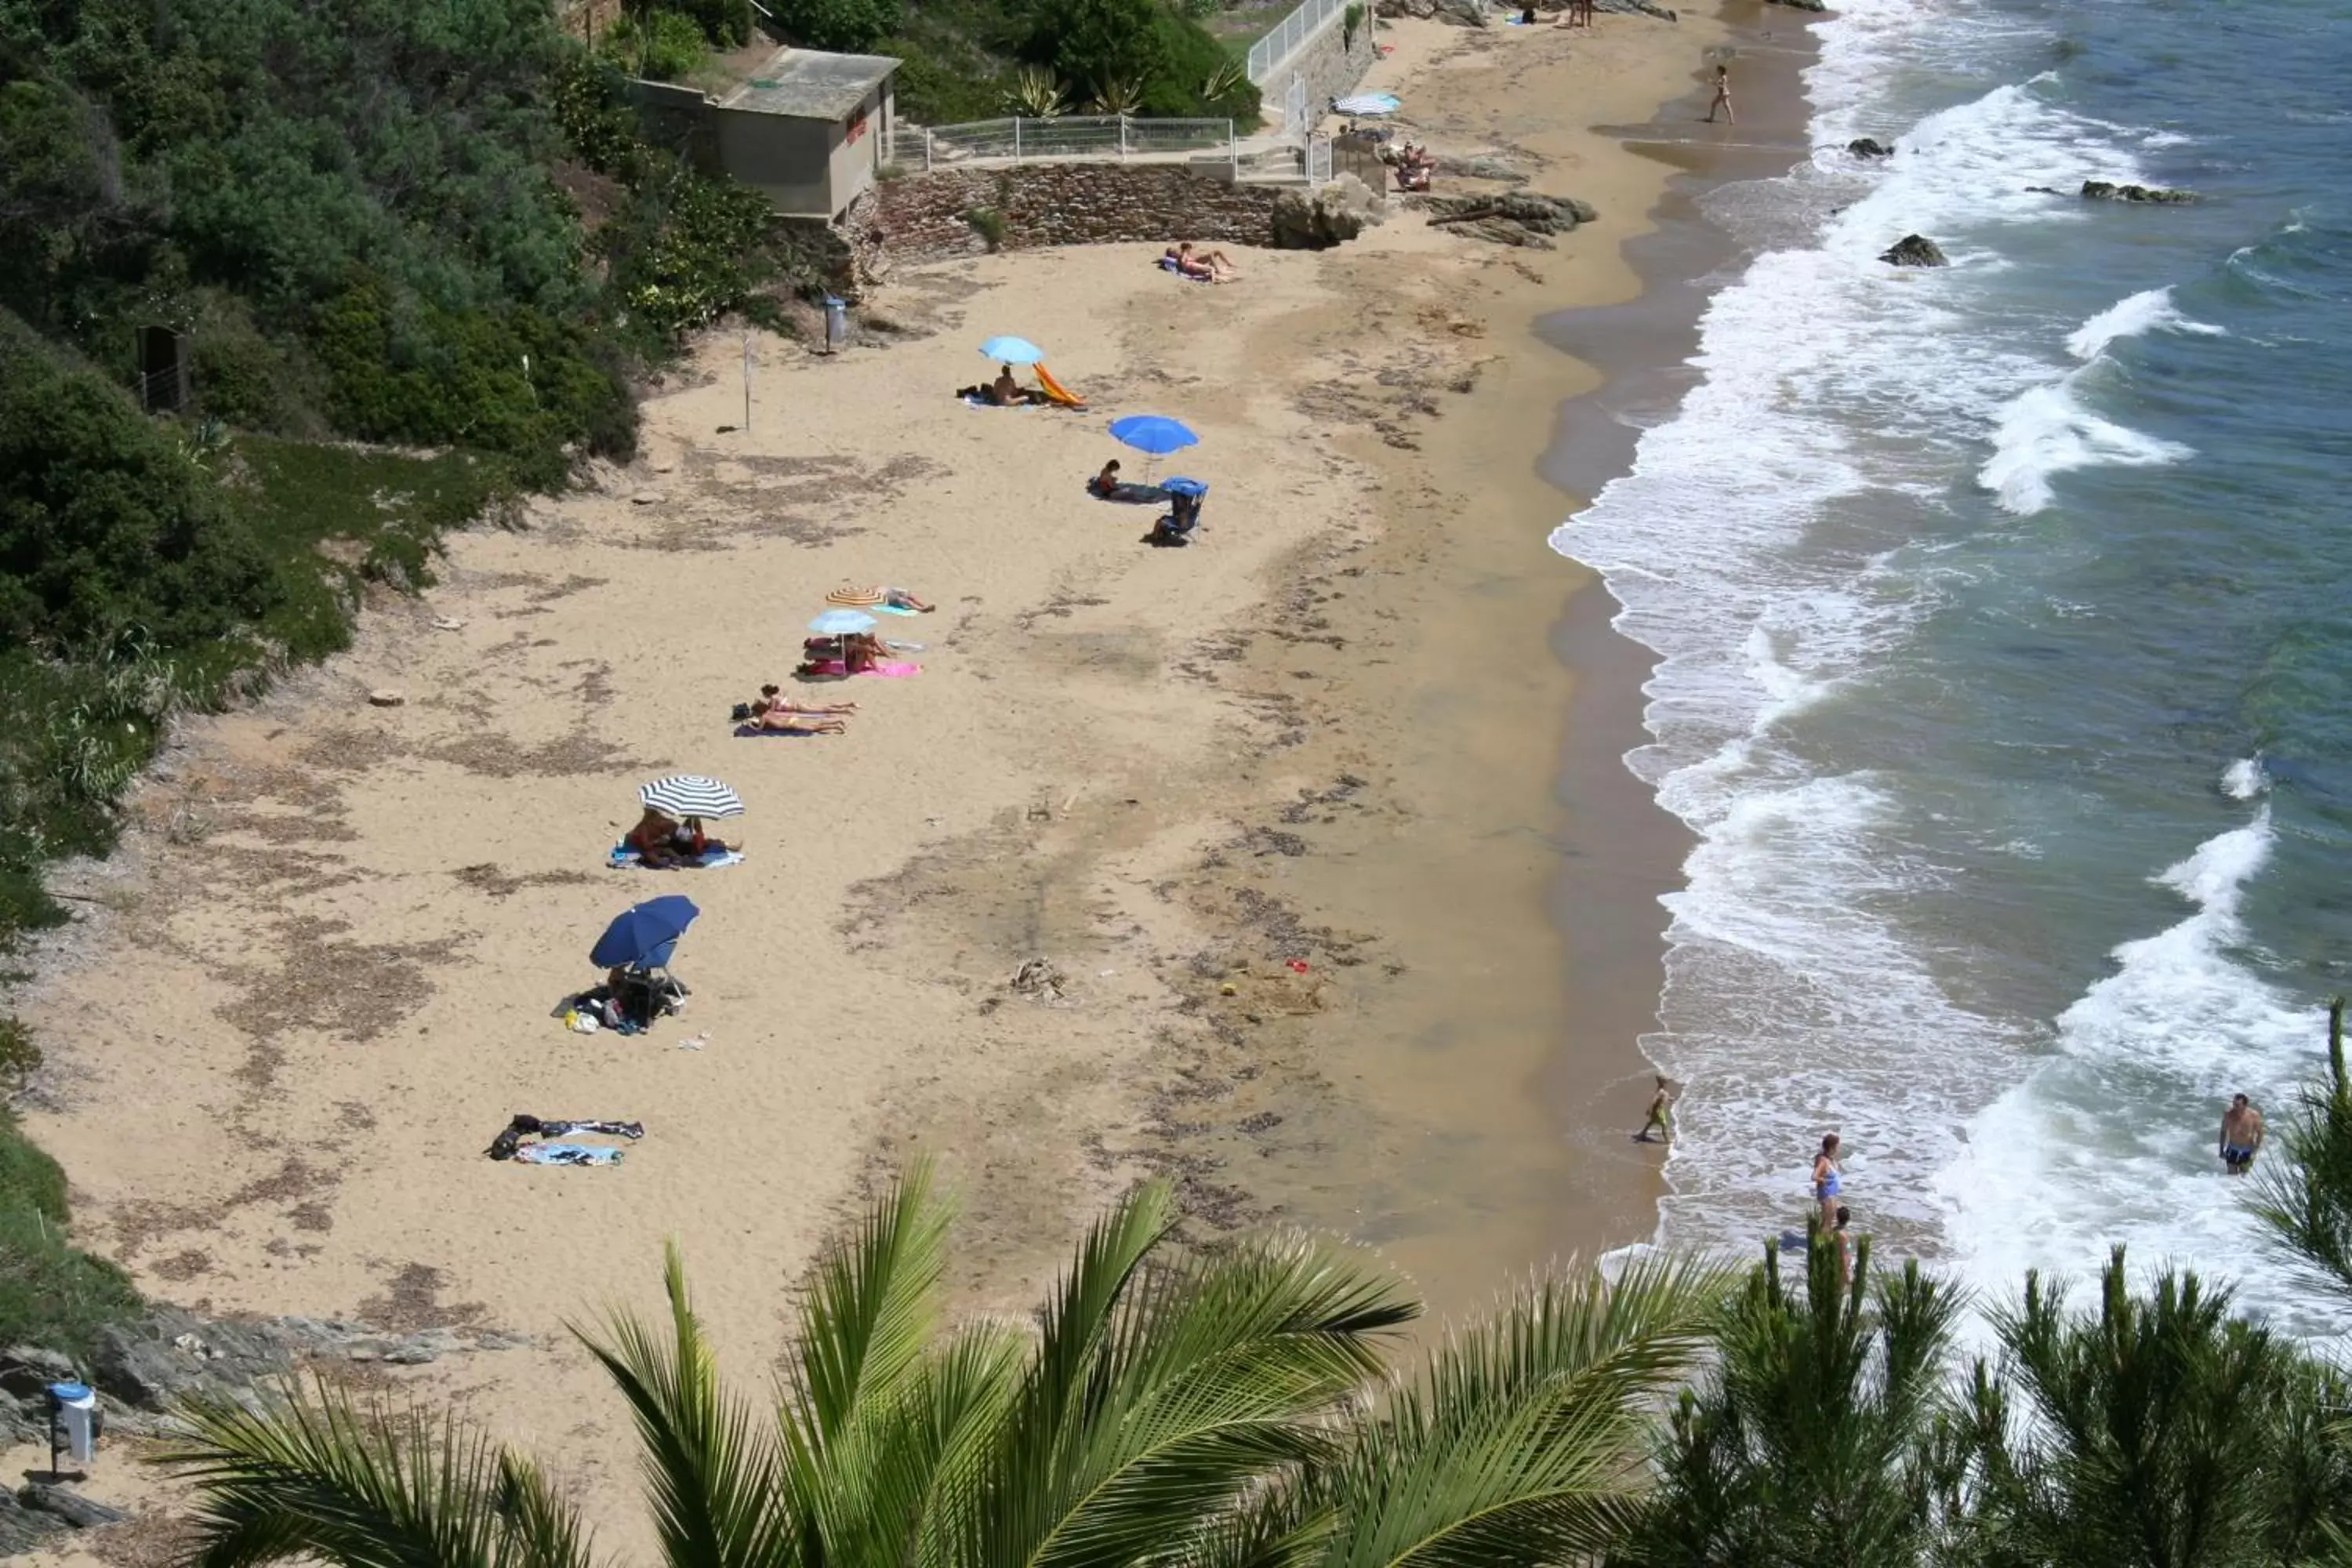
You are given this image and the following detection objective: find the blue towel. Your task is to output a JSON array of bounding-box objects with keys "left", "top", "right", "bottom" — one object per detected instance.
[
  {"left": 874, "top": 603, "right": 920, "bottom": 616},
  {"left": 610, "top": 844, "right": 744, "bottom": 869}
]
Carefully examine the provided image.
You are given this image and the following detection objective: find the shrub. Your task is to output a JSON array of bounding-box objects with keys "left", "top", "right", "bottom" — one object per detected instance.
[
  {"left": 673, "top": 0, "right": 755, "bottom": 45},
  {"left": 0, "top": 1109, "right": 142, "bottom": 1359},
  {"left": 770, "top": 0, "right": 904, "bottom": 52},
  {"left": 599, "top": 9, "right": 712, "bottom": 80},
  {"left": 0, "top": 316, "right": 277, "bottom": 652},
  {"left": 0, "top": 1017, "right": 40, "bottom": 1094},
  {"left": 963, "top": 205, "right": 1007, "bottom": 251}
]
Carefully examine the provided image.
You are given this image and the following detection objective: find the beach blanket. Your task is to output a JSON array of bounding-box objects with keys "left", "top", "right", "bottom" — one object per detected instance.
[
  {"left": 1156, "top": 256, "right": 1214, "bottom": 284},
  {"left": 1093, "top": 481, "right": 1170, "bottom": 504},
  {"left": 733, "top": 723, "right": 835, "bottom": 738},
  {"left": 610, "top": 844, "right": 745, "bottom": 869},
  {"left": 804, "top": 659, "right": 921, "bottom": 678},
  {"left": 961, "top": 394, "right": 1038, "bottom": 409},
  {"left": 514, "top": 1143, "right": 623, "bottom": 1167},
  {"left": 874, "top": 603, "right": 919, "bottom": 615}
]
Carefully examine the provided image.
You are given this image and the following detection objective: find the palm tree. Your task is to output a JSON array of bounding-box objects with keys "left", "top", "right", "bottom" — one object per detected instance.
[
  {"left": 1610, "top": 1226, "right": 1967, "bottom": 1568},
  {"left": 162, "top": 1167, "right": 1730, "bottom": 1568},
  {"left": 2250, "top": 997, "right": 2352, "bottom": 1301}
]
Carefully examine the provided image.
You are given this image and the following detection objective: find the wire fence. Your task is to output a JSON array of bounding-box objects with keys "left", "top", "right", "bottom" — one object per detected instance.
[
  {"left": 1306, "top": 136, "right": 1333, "bottom": 188},
  {"left": 887, "top": 115, "right": 1237, "bottom": 171},
  {"left": 1247, "top": 0, "right": 1349, "bottom": 83}
]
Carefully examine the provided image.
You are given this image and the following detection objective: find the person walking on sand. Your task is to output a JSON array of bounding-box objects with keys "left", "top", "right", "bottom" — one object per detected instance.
[
  {"left": 1813, "top": 1132, "right": 1843, "bottom": 1226},
  {"left": 2220, "top": 1093, "right": 2266, "bottom": 1176},
  {"left": 1705, "top": 63, "right": 1734, "bottom": 125},
  {"left": 1635, "top": 1076, "right": 1678, "bottom": 1144}
]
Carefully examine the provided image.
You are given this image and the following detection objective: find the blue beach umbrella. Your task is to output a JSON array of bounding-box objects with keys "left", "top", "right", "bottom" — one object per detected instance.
[
  {"left": 590, "top": 895, "right": 699, "bottom": 971},
  {"left": 1334, "top": 92, "right": 1400, "bottom": 117},
  {"left": 1163, "top": 476, "right": 1208, "bottom": 498},
  {"left": 979, "top": 335, "right": 1046, "bottom": 365},
  {"left": 1109, "top": 416, "right": 1200, "bottom": 456},
  {"left": 810, "top": 608, "right": 879, "bottom": 637}
]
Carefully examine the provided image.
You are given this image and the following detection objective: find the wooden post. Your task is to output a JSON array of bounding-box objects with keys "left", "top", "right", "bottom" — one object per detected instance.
[
  {"left": 741, "top": 333, "right": 752, "bottom": 430},
  {"left": 1013, "top": 117, "right": 1022, "bottom": 162},
  {"left": 1228, "top": 119, "right": 1237, "bottom": 180}
]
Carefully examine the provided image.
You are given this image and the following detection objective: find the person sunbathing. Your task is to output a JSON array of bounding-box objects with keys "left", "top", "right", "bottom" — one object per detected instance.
[
  {"left": 627, "top": 808, "right": 688, "bottom": 868},
  {"left": 1168, "top": 242, "right": 1240, "bottom": 282},
  {"left": 676, "top": 815, "right": 733, "bottom": 858},
  {"left": 753, "top": 683, "right": 857, "bottom": 720},
  {"left": 1090, "top": 459, "right": 1123, "bottom": 496},
  {"left": 884, "top": 586, "right": 934, "bottom": 612}
]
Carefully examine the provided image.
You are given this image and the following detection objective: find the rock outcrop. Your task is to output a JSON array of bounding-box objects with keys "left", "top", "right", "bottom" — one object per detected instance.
[
  {"left": 1595, "top": 0, "right": 1678, "bottom": 17},
  {"left": 1848, "top": 136, "right": 1894, "bottom": 158},
  {"left": 1436, "top": 154, "right": 1530, "bottom": 184},
  {"left": 1878, "top": 233, "right": 1947, "bottom": 267},
  {"left": 1766, "top": 0, "right": 1827, "bottom": 10},
  {"left": 2082, "top": 180, "right": 2195, "bottom": 204},
  {"left": 1432, "top": 0, "right": 1488, "bottom": 26},
  {"left": 1272, "top": 174, "right": 1388, "bottom": 249},
  {"left": 1426, "top": 191, "right": 1596, "bottom": 248}
]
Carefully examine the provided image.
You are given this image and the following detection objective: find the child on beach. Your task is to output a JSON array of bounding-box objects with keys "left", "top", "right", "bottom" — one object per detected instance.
[
  {"left": 1705, "top": 63, "right": 1734, "bottom": 125},
  {"left": 1635, "top": 1076, "right": 1678, "bottom": 1144}
]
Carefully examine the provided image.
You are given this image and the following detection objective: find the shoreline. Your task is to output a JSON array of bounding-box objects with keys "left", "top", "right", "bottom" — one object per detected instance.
[
  {"left": 1534, "top": 0, "right": 1825, "bottom": 1251},
  {"left": 2, "top": 4, "right": 1804, "bottom": 1543}
]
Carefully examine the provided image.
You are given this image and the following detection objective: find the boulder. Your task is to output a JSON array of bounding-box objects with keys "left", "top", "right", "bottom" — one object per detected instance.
[
  {"left": 1375, "top": 0, "right": 1439, "bottom": 15},
  {"left": 0, "top": 1346, "right": 78, "bottom": 1402},
  {"left": 2082, "top": 179, "right": 2195, "bottom": 204},
  {"left": 16, "top": 1486, "right": 129, "bottom": 1530},
  {"left": 1432, "top": 0, "right": 1487, "bottom": 24},
  {"left": 1272, "top": 174, "right": 1389, "bottom": 249},
  {"left": 1766, "top": 0, "right": 1826, "bottom": 9},
  {"left": 1878, "top": 233, "right": 1947, "bottom": 267},
  {"left": 1595, "top": 0, "right": 1677, "bottom": 16},
  {"left": 1847, "top": 136, "right": 1894, "bottom": 158},
  {"left": 0, "top": 1492, "right": 65, "bottom": 1556},
  {"left": 1437, "top": 154, "right": 1530, "bottom": 184},
  {"left": 1427, "top": 191, "right": 1596, "bottom": 248}
]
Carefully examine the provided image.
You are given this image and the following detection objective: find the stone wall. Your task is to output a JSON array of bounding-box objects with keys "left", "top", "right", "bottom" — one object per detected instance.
[
  {"left": 840, "top": 163, "right": 1285, "bottom": 277},
  {"left": 1263, "top": 9, "right": 1377, "bottom": 131}
]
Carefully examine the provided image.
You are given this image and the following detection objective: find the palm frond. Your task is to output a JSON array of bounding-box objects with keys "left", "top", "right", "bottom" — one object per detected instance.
[
  {"left": 159, "top": 1379, "right": 587, "bottom": 1568},
  {"left": 1312, "top": 1252, "right": 1730, "bottom": 1568},
  {"left": 787, "top": 1159, "right": 954, "bottom": 1446},
  {"left": 575, "top": 1243, "right": 787, "bottom": 1568}
]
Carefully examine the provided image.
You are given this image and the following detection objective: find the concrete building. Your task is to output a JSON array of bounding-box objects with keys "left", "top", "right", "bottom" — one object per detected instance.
[{"left": 710, "top": 48, "right": 899, "bottom": 220}]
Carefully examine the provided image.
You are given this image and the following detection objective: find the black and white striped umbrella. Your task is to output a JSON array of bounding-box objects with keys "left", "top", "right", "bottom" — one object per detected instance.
[{"left": 638, "top": 775, "right": 744, "bottom": 819}]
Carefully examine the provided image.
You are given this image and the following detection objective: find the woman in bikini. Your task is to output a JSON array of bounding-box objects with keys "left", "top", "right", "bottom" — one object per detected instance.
[
  {"left": 752, "top": 684, "right": 855, "bottom": 733},
  {"left": 1812, "top": 1132, "right": 1843, "bottom": 1229},
  {"left": 1705, "top": 63, "right": 1734, "bottom": 125}
]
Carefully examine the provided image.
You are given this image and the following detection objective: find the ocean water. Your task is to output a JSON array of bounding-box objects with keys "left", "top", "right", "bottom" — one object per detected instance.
[{"left": 1552, "top": 0, "right": 2352, "bottom": 1331}]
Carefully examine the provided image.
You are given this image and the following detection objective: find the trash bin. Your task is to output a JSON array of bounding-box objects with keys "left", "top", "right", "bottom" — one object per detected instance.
[
  {"left": 822, "top": 296, "right": 848, "bottom": 354},
  {"left": 47, "top": 1381, "right": 97, "bottom": 1465}
]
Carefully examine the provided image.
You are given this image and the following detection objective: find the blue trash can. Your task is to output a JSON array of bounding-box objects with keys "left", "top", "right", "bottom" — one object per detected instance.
[{"left": 822, "top": 296, "right": 848, "bottom": 354}]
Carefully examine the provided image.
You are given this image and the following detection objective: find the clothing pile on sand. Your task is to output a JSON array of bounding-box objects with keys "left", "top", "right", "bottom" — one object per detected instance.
[{"left": 487, "top": 1114, "right": 644, "bottom": 1167}]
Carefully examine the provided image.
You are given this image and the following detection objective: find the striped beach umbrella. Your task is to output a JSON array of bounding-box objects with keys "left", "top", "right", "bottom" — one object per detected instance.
[
  {"left": 826, "top": 585, "right": 887, "bottom": 607},
  {"left": 638, "top": 775, "right": 744, "bottom": 819}
]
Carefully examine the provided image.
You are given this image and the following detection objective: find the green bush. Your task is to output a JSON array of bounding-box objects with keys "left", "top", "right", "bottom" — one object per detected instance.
[
  {"left": 0, "top": 317, "right": 277, "bottom": 652},
  {"left": 771, "top": 0, "right": 905, "bottom": 52},
  {"left": 673, "top": 0, "right": 756, "bottom": 45},
  {"left": 599, "top": 9, "right": 712, "bottom": 80},
  {"left": 1018, "top": 0, "right": 1256, "bottom": 118},
  {"left": 0, "top": 1109, "right": 141, "bottom": 1360},
  {"left": 962, "top": 205, "right": 1007, "bottom": 251}
]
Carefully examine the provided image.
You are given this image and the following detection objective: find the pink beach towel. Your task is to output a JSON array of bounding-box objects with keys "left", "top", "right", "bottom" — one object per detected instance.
[{"left": 807, "top": 659, "right": 922, "bottom": 677}]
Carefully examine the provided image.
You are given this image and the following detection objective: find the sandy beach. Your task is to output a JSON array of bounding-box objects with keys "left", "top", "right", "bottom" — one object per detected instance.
[{"left": 8, "top": 1, "right": 1812, "bottom": 1550}]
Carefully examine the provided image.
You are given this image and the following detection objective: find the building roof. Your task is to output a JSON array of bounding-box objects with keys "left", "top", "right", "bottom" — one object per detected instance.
[{"left": 719, "top": 48, "right": 899, "bottom": 121}]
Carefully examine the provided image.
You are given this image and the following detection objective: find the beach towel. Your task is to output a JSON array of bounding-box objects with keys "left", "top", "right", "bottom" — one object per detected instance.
[
  {"left": 610, "top": 844, "right": 745, "bottom": 869},
  {"left": 1094, "top": 481, "right": 1170, "bottom": 504},
  {"left": 874, "top": 603, "right": 919, "bottom": 615},
  {"left": 961, "top": 394, "right": 1036, "bottom": 409},
  {"left": 1156, "top": 256, "right": 1214, "bottom": 284},
  {"left": 513, "top": 1143, "right": 624, "bottom": 1167},
  {"left": 804, "top": 659, "right": 921, "bottom": 678},
  {"left": 733, "top": 723, "right": 833, "bottom": 738}
]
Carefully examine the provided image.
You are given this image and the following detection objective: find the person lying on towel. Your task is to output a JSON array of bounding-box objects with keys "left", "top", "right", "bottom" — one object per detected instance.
[
  {"left": 1166, "top": 242, "right": 1240, "bottom": 282},
  {"left": 954, "top": 365, "right": 1047, "bottom": 405},
  {"left": 750, "top": 684, "right": 855, "bottom": 733},
  {"left": 626, "top": 808, "right": 688, "bottom": 868}
]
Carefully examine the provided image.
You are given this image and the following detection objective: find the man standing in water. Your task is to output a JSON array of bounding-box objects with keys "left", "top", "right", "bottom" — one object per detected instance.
[
  {"left": 1635, "top": 1076, "right": 1678, "bottom": 1144},
  {"left": 2220, "top": 1093, "right": 2266, "bottom": 1176}
]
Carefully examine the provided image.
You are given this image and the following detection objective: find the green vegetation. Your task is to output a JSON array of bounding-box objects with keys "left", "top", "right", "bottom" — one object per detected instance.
[
  {"left": 157, "top": 1113, "right": 2352, "bottom": 1568},
  {"left": 1, "top": 1108, "right": 141, "bottom": 1359},
  {"left": 871, "top": 0, "right": 1261, "bottom": 125},
  {"left": 164, "top": 1167, "right": 1730, "bottom": 1568}
]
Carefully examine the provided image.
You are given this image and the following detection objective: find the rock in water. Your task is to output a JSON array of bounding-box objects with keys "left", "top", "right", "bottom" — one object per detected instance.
[
  {"left": 1878, "top": 233, "right": 1947, "bottom": 267},
  {"left": 1848, "top": 136, "right": 1894, "bottom": 158},
  {"left": 2081, "top": 179, "right": 2196, "bottom": 204},
  {"left": 1272, "top": 174, "right": 1388, "bottom": 249},
  {"left": 1766, "top": 0, "right": 1827, "bottom": 10}
]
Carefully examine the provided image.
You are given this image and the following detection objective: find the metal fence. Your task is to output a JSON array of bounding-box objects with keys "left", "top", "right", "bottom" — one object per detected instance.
[
  {"left": 887, "top": 115, "right": 1237, "bottom": 171},
  {"left": 1247, "top": 0, "right": 1349, "bottom": 83},
  {"left": 1306, "top": 136, "right": 1333, "bottom": 188}
]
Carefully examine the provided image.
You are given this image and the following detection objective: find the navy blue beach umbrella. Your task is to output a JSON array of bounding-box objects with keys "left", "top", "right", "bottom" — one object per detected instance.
[{"left": 591, "top": 895, "right": 699, "bottom": 971}]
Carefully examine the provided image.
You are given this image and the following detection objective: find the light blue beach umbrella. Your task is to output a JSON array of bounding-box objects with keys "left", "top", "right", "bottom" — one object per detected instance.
[
  {"left": 1109, "top": 415, "right": 1200, "bottom": 456},
  {"left": 810, "top": 608, "right": 879, "bottom": 636},
  {"left": 979, "top": 335, "right": 1046, "bottom": 365},
  {"left": 1334, "top": 92, "right": 1400, "bottom": 117}
]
